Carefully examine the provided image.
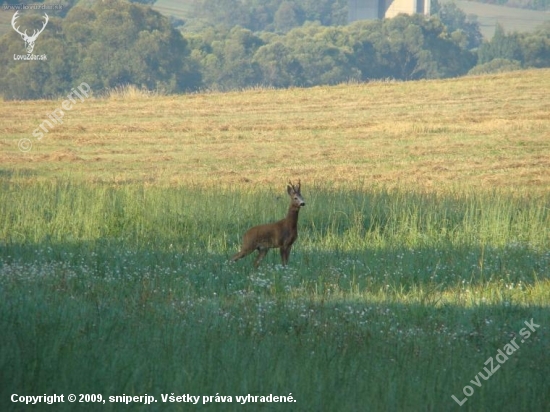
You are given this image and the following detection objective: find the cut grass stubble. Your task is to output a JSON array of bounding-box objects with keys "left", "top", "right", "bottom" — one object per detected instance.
[{"left": 1, "top": 69, "right": 549, "bottom": 191}]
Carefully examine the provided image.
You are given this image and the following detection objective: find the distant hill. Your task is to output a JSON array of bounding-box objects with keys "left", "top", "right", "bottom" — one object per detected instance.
[
  {"left": 153, "top": 0, "right": 193, "bottom": 20},
  {"left": 441, "top": 0, "right": 550, "bottom": 38},
  {"left": 153, "top": 0, "right": 550, "bottom": 39},
  {"left": 1, "top": 0, "right": 549, "bottom": 40}
]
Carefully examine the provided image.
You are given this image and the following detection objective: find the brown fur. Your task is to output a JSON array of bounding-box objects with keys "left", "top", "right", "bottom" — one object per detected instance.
[{"left": 231, "top": 180, "right": 305, "bottom": 267}]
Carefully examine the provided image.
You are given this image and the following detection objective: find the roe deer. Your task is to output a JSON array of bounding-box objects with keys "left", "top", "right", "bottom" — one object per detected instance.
[{"left": 231, "top": 180, "right": 305, "bottom": 268}]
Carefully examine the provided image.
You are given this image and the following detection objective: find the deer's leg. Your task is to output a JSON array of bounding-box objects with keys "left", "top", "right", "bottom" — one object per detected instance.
[
  {"left": 254, "top": 248, "right": 268, "bottom": 268},
  {"left": 280, "top": 246, "right": 291, "bottom": 265},
  {"left": 231, "top": 246, "right": 255, "bottom": 262},
  {"left": 280, "top": 248, "right": 287, "bottom": 265}
]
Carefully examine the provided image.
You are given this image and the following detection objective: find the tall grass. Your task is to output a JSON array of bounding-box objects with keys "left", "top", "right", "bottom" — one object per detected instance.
[{"left": 1, "top": 180, "right": 549, "bottom": 411}]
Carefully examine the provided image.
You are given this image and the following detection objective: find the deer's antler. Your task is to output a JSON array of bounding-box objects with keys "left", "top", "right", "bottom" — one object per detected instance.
[
  {"left": 11, "top": 11, "right": 27, "bottom": 38},
  {"left": 30, "top": 13, "right": 49, "bottom": 41},
  {"left": 11, "top": 11, "right": 48, "bottom": 41},
  {"left": 288, "top": 180, "right": 301, "bottom": 192},
  {"left": 11, "top": 11, "right": 48, "bottom": 53}
]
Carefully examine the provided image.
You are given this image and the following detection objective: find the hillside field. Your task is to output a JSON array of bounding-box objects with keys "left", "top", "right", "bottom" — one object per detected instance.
[
  {"left": 2, "top": 69, "right": 549, "bottom": 190},
  {"left": 443, "top": 0, "right": 550, "bottom": 38},
  {"left": 1, "top": 70, "right": 549, "bottom": 411}
]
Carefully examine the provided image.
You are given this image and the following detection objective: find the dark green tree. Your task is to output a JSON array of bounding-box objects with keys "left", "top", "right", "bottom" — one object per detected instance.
[
  {"left": 191, "top": 26, "right": 263, "bottom": 90},
  {"left": 349, "top": 15, "right": 475, "bottom": 80},
  {"left": 0, "top": 0, "right": 201, "bottom": 99},
  {"left": 0, "top": 14, "right": 69, "bottom": 99},
  {"left": 253, "top": 41, "right": 304, "bottom": 87},
  {"left": 518, "top": 22, "right": 550, "bottom": 68},
  {"left": 278, "top": 24, "right": 360, "bottom": 86},
  {"left": 299, "top": 0, "right": 348, "bottom": 25},
  {"left": 274, "top": 1, "right": 305, "bottom": 33},
  {"left": 468, "top": 58, "right": 522, "bottom": 75},
  {"left": 188, "top": 0, "right": 348, "bottom": 32},
  {"left": 478, "top": 24, "right": 523, "bottom": 65},
  {"left": 436, "top": 3, "right": 482, "bottom": 50}
]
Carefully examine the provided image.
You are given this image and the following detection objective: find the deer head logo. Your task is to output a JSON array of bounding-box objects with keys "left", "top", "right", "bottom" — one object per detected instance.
[{"left": 11, "top": 11, "right": 49, "bottom": 54}]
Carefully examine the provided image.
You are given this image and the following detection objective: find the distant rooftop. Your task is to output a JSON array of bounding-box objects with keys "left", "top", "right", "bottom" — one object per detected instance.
[{"left": 348, "top": 0, "right": 431, "bottom": 22}]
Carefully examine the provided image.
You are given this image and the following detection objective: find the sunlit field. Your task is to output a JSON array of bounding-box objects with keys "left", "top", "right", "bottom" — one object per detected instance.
[{"left": 1, "top": 70, "right": 549, "bottom": 411}]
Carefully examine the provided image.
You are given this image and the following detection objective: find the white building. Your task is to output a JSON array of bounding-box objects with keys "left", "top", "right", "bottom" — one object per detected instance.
[{"left": 349, "top": 0, "right": 431, "bottom": 21}]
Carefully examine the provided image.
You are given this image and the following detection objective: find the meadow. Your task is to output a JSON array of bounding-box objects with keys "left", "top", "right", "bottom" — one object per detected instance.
[{"left": 1, "top": 70, "right": 550, "bottom": 411}]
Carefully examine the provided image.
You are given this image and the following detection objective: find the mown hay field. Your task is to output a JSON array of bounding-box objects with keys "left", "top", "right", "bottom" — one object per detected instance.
[
  {"left": 2, "top": 69, "right": 550, "bottom": 190},
  {"left": 1, "top": 70, "right": 549, "bottom": 411}
]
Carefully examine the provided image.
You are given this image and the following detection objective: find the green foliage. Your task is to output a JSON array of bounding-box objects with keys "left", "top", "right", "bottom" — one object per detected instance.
[
  {"left": 181, "top": 0, "right": 550, "bottom": 89},
  {"left": 274, "top": 1, "right": 306, "bottom": 33},
  {"left": 189, "top": 0, "right": 347, "bottom": 32},
  {"left": 478, "top": 24, "right": 523, "bottom": 64},
  {"left": 436, "top": 2, "right": 483, "bottom": 49},
  {"left": 190, "top": 26, "right": 264, "bottom": 90},
  {"left": 253, "top": 41, "right": 304, "bottom": 87},
  {"left": 468, "top": 58, "right": 522, "bottom": 75},
  {"left": 469, "top": 21, "right": 550, "bottom": 73},
  {"left": 349, "top": 15, "right": 475, "bottom": 80},
  {"left": 0, "top": 0, "right": 201, "bottom": 100},
  {"left": 518, "top": 22, "right": 550, "bottom": 67},
  {"left": 274, "top": 23, "right": 360, "bottom": 86},
  {"left": 191, "top": 15, "right": 478, "bottom": 89}
]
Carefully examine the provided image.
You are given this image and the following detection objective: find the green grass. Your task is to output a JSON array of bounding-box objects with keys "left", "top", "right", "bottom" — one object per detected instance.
[
  {"left": 1, "top": 70, "right": 549, "bottom": 410},
  {"left": 1, "top": 180, "right": 549, "bottom": 411}
]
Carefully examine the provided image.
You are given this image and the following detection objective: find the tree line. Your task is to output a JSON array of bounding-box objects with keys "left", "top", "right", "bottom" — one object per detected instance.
[
  {"left": 186, "top": 0, "right": 348, "bottom": 32},
  {"left": 0, "top": 0, "right": 549, "bottom": 100}
]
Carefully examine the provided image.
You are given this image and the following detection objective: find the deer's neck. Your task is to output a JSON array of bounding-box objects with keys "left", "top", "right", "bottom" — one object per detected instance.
[{"left": 285, "top": 205, "right": 301, "bottom": 229}]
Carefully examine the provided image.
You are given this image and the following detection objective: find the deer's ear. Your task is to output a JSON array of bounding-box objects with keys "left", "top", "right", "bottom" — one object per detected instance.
[{"left": 287, "top": 185, "right": 293, "bottom": 195}]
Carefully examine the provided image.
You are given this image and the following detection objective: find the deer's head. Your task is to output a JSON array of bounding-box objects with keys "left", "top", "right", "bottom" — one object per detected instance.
[
  {"left": 287, "top": 180, "right": 305, "bottom": 208},
  {"left": 12, "top": 11, "right": 49, "bottom": 54}
]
